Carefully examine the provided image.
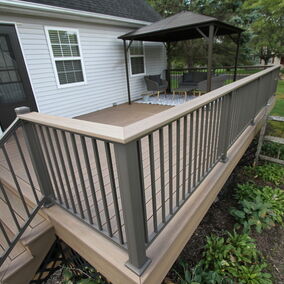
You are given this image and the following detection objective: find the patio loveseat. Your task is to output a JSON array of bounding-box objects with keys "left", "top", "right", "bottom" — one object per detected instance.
[
  {"left": 179, "top": 71, "right": 208, "bottom": 89},
  {"left": 194, "top": 74, "right": 229, "bottom": 95}
]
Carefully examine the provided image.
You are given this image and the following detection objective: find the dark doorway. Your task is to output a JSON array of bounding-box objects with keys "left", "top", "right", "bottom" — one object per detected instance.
[{"left": 0, "top": 24, "right": 37, "bottom": 130}]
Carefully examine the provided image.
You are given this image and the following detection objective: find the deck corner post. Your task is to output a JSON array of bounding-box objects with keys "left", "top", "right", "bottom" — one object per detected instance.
[
  {"left": 114, "top": 141, "right": 151, "bottom": 276},
  {"left": 21, "top": 122, "right": 55, "bottom": 207},
  {"left": 219, "top": 92, "right": 233, "bottom": 163}
]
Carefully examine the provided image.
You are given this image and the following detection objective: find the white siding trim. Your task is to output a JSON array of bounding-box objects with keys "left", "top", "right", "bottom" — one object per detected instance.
[{"left": 44, "top": 26, "right": 87, "bottom": 88}]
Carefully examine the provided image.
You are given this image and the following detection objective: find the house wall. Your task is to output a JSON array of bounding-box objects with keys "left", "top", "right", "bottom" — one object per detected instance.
[{"left": 0, "top": 14, "right": 167, "bottom": 118}]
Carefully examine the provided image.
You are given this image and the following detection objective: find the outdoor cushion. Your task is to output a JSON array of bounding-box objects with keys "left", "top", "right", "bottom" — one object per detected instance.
[
  {"left": 183, "top": 73, "right": 193, "bottom": 82},
  {"left": 149, "top": 75, "right": 162, "bottom": 85}
]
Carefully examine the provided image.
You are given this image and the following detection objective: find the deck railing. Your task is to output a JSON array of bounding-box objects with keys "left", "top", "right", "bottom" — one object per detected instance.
[
  {"left": 1, "top": 65, "right": 280, "bottom": 275},
  {"left": 167, "top": 65, "right": 271, "bottom": 91}
]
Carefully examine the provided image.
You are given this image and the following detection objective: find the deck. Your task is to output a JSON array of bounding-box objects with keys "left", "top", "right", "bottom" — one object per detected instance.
[{"left": 0, "top": 65, "right": 280, "bottom": 284}]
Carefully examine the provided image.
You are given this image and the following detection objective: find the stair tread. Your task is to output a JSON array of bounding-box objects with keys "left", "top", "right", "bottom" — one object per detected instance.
[
  {"left": 0, "top": 184, "right": 44, "bottom": 228},
  {"left": 0, "top": 223, "right": 26, "bottom": 261},
  {"left": 0, "top": 164, "right": 42, "bottom": 206},
  {"left": 0, "top": 249, "right": 33, "bottom": 283}
]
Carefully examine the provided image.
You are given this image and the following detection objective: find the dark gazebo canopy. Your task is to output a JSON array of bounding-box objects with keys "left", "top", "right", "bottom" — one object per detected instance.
[
  {"left": 119, "top": 11, "right": 244, "bottom": 104},
  {"left": 119, "top": 11, "right": 243, "bottom": 42}
]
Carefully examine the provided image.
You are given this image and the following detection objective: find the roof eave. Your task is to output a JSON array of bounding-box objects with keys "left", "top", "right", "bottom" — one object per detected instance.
[{"left": 0, "top": 0, "right": 153, "bottom": 28}]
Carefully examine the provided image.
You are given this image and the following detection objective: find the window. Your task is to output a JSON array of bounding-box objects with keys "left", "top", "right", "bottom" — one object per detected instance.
[
  {"left": 129, "top": 41, "right": 145, "bottom": 76},
  {"left": 46, "top": 28, "right": 85, "bottom": 86}
]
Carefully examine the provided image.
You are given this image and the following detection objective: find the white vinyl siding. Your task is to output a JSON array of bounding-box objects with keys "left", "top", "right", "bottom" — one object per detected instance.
[
  {"left": 0, "top": 14, "right": 167, "bottom": 118},
  {"left": 45, "top": 27, "right": 86, "bottom": 87}
]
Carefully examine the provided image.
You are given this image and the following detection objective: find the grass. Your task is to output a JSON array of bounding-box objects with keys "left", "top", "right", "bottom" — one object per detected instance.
[
  {"left": 267, "top": 80, "right": 284, "bottom": 138},
  {"left": 271, "top": 80, "right": 284, "bottom": 116}
]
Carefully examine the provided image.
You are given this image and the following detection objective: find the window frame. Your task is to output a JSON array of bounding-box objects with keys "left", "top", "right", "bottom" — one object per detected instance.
[
  {"left": 45, "top": 26, "right": 87, "bottom": 88},
  {"left": 129, "top": 41, "right": 146, "bottom": 77}
]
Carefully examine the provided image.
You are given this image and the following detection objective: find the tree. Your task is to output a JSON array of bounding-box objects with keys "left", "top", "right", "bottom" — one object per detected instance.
[
  {"left": 147, "top": 0, "right": 284, "bottom": 67},
  {"left": 244, "top": 0, "right": 284, "bottom": 64},
  {"left": 147, "top": 0, "right": 256, "bottom": 67}
]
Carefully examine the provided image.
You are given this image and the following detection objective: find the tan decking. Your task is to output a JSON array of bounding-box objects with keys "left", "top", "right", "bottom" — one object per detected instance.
[{"left": 76, "top": 102, "right": 172, "bottom": 126}]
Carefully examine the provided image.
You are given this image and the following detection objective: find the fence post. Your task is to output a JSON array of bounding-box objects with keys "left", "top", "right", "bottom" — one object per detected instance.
[
  {"left": 15, "top": 107, "right": 55, "bottom": 207},
  {"left": 218, "top": 92, "right": 233, "bottom": 162},
  {"left": 114, "top": 141, "right": 150, "bottom": 275}
]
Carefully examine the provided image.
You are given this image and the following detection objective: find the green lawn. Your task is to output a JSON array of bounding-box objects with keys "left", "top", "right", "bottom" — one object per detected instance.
[
  {"left": 271, "top": 80, "right": 284, "bottom": 116},
  {"left": 268, "top": 80, "right": 284, "bottom": 138}
]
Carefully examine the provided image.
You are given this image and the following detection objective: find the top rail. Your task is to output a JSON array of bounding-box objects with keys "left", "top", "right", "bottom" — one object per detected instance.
[
  {"left": 18, "top": 65, "right": 280, "bottom": 144},
  {"left": 169, "top": 64, "right": 272, "bottom": 72}
]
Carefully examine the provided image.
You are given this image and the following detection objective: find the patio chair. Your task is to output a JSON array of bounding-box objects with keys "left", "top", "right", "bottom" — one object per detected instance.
[
  {"left": 144, "top": 74, "right": 168, "bottom": 97},
  {"left": 179, "top": 71, "right": 208, "bottom": 89},
  {"left": 194, "top": 74, "right": 229, "bottom": 96}
]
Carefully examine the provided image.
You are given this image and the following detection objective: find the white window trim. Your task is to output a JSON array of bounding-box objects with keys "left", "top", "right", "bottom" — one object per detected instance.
[
  {"left": 129, "top": 41, "right": 146, "bottom": 77},
  {"left": 45, "top": 26, "right": 87, "bottom": 88}
]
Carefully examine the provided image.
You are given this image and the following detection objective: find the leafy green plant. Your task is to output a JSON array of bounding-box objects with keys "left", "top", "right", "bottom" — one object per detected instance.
[
  {"left": 201, "top": 231, "right": 272, "bottom": 284},
  {"left": 244, "top": 163, "right": 284, "bottom": 185},
  {"left": 261, "top": 141, "right": 284, "bottom": 160},
  {"left": 62, "top": 266, "right": 106, "bottom": 284},
  {"left": 175, "top": 262, "right": 232, "bottom": 284},
  {"left": 230, "top": 183, "right": 284, "bottom": 232}
]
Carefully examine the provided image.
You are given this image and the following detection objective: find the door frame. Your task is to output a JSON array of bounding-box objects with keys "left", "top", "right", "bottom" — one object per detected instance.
[{"left": 0, "top": 22, "right": 38, "bottom": 131}]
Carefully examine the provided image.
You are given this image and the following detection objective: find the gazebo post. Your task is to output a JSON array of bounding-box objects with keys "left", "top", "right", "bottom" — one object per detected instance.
[
  {"left": 166, "top": 42, "right": 171, "bottom": 92},
  {"left": 207, "top": 24, "right": 214, "bottom": 92},
  {"left": 123, "top": 40, "right": 132, "bottom": 105},
  {"left": 233, "top": 33, "right": 241, "bottom": 81}
]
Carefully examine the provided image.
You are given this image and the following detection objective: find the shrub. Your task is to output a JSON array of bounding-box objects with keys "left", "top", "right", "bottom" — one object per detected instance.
[
  {"left": 244, "top": 163, "right": 284, "bottom": 185},
  {"left": 230, "top": 183, "right": 284, "bottom": 232},
  {"left": 261, "top": 141, "right": 284, "bottom": 160},
  {"left": 201, "top": 231, "right": 272, "bottom": 284}
]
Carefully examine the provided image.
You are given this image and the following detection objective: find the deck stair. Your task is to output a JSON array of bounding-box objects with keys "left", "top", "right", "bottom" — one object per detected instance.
[{"left": 0, "top": 180, "right": 55, "bottom": 284}]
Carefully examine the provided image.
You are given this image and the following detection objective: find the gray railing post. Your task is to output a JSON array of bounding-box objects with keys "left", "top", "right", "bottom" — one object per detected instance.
[
  {"left": 15, "top": 107, "right": 55, "bottom": 207},
  {"left": 218, "top": 92, "right": 233, "bottom": 162},
  {"left": 251, "top": 78, "right": 260, "bottom": 125},
  {"left": 114, "top": 141, "right": 151, "bottom": 276}
]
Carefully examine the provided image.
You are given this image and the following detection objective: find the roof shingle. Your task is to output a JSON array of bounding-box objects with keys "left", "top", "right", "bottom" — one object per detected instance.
[{"left": 18, "top": 0, "right": 161, "bottom": 22}]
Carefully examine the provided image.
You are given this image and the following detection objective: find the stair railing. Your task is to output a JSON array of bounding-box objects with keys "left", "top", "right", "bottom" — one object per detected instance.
[{"left": 0, "top": 107, "right": 49, "bottom": 267}]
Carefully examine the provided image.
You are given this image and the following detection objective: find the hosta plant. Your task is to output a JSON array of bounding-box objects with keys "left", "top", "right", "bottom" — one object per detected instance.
[{"left": 230, "top": 183, "right": 284, "bottom": 232}]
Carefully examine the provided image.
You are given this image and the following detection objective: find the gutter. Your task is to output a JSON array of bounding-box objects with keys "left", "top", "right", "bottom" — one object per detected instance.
[{"left": 0, "top": 0, "right": 151, "bottom": 28}]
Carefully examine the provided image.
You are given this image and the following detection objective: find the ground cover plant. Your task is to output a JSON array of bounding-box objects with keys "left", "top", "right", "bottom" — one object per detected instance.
[
  {"left": 243, "top": 163, "right": 284, "bottom": 186},
  {"left": 230, "top": 183, "right": 284, "bottom": 232},
  {"left": 261, "top": 141, "right": 284, "bottom": 160},
  {"left": 175, "top": 231, "right": 272, "bottom": 284}
]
